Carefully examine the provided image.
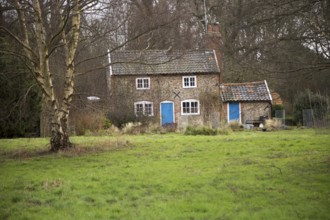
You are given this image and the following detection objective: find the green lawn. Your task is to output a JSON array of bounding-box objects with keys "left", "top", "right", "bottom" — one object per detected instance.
[{"left": 0, "top": 129, "right": 329, "bottom": 219}]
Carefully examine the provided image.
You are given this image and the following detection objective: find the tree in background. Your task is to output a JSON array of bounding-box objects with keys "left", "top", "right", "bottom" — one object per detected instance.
[
  {"left": 293, "top": 90, "right": 329, "bottom": 125},
  {"left": 1, "top": 0, "right": 329, "bottom": 141},
  {"left": 72, "top": 0, "right": 207, "bottom": 133},
  {"left": 126, "top": 0, "right": 204, "bottom": 50},
  {"left": 0, "top": 27, "right": 41, "bottom": 137},
  {"left": 193, "top": 0, "right": 330, "bottom": 108},
  {"left": 1, "top": 0, "right": 202, "bottom": 142}
]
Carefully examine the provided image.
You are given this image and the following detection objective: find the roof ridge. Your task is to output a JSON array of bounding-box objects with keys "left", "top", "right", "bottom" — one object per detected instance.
[
  {"left": 110, "top": 49, "right": 220, "bottom": 75},
  {"left": 221, "top": 80, "right": 272, "bottom": 102},
  {"left": 222, "top": 81, "right": 265, "bottom": 86}
]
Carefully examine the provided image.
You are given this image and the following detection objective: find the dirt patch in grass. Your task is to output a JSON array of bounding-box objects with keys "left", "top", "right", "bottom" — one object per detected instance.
[
  {"left": 0, "top": 139, "right": 133, "bottom": 160},
  {"left": 325, "top": 156, "right": 330, "bottom": 167},
  {"left": 0, "top": 148, "right": 50, "bottom": 160}
]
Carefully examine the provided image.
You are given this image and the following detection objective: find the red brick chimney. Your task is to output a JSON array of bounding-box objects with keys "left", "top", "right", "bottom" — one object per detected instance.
[{"left": 206, "top": 21, "right": 222, "bottom": 83}]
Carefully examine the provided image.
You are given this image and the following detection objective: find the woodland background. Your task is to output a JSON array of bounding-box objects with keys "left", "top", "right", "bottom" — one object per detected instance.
[{"left": 1, "top": 0, "right": 329, "bottom": 138}]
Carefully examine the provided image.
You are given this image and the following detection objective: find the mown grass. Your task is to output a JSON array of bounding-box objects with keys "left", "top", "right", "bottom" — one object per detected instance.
[{"left": 0, "top": 129, "right": 329, "bottom": 219}]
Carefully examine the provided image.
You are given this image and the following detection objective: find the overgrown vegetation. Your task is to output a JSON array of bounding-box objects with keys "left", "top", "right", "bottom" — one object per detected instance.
[
  {"left": 184, "top": 126, "right": 231, "bottom": 135},
  {"left": 106, "top": 109, "right": 139, "bottom": 129},
  {"left": 0, "top": 31, "right": 41, "bottom": 138},
  {"left": 293, "top": 90, "right": 329, "bottom": 124},
  {"left": 1, "top": 130, "right": 328, "bottom": 219},
  {"left": 71, "top": 110, "right": 109, "bottom": 136},
  {"left": 272, "top": 104, "right": 285, "bottom": 117}
]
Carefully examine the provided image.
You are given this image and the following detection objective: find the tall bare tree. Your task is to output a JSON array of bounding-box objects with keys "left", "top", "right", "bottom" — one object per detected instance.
[
  {"left": 193, "top": 0, "right": 330, "bottom": 103},
  {"left": 0, "top": 0, "right": 94, "bottom": 151},
  {"left": 126, "top": 0, "right": 204, "bottom": 50}
]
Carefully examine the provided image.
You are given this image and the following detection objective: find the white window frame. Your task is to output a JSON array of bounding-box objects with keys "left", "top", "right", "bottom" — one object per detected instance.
[
  {"left": 136, "top": 77, "right": 150, "bottom": 90},
  {"left": 134, "top": 101, "right": 154, "bottom": 116},
  {"left": 182, "top": 76, "right": 197, "bottom": 88},
  {"left": 181, "top": 99, "right": 200, "bottom": 115}
]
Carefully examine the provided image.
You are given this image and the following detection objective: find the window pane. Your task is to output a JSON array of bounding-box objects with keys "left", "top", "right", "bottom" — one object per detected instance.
[
  {"left": 190, "top": 77, "right": 195, "bottom": 86},
  {"left": 191, "top": 102, "right": 198, "bottom": 113},
  {"left": 183, "top": 102, "right": 190, "bottom": 113},
  {"left": 183, "top": 76, "right": 196, "bottom": 88},
  {"left": 184, "top": 78, "right": 189, "bottom": 87},
  {"left": 182, "top": 101, "right": 199, "bottom": 114},
  {"left": 143, "top": 79, "right": 149, "bottom": 88},
  {"left": 144, "top": 103, "right": 152, "bottom": 115},
  {"left": 137, "top": 78, "right": 149, "bottom": 89},
  {"left": 136, "top": 104, "right": 143, "bottom": 114},
  {"left": 137, "top": 79, "right": 143, "bottom": 88}
]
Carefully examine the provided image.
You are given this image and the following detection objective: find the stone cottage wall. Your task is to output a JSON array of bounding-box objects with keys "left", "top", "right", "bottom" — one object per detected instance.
[
  {"left": 241, "top": 102, "right": 271, "bottom": 123},
  {"left": 110, "top": 73, "right": 221, "bottom": 129},
  {"left": 222, "top": 102, "right": 271, "bottom": 124}
]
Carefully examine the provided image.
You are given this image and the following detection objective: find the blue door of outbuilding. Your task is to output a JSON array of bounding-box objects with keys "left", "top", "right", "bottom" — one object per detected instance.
[
  {"left": 229, "top": 102, "right": 240, "bottom": 122},
  {"left": 161, "top": 102, "right": 174, "bottom": 125}
]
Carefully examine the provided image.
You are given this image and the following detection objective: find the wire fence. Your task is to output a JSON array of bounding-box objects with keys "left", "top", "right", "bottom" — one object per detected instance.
[
  {"left": 275, "top": 109, "right": 285, "bottom": 127},
  {"left": 303, "top": 108, "right": 330, "bottom": 134}
]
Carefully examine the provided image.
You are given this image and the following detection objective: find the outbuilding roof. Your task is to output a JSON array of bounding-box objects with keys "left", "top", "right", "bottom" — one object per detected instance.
[
  {"left": 109, "top": 50, "right": 220, "bottom": 75},
  {"left": 221, "top": 80, "right": 272, "bottom": 102}
]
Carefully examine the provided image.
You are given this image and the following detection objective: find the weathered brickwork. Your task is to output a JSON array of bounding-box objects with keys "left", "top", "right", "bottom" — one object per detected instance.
[
  {"left": 220, "top": 80, "right": 272, "bottom": 125},
  {"left": 241, "top": 102, "right": 271, "bottom": 123},
  {"left": 222, "top": 102, "right": 271, "bottom": 124},
  {"left": 110, "top": 73, "right": 221, "bottom": 129}
]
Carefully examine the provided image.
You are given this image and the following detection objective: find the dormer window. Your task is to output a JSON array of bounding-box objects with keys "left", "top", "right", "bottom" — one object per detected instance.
[
  {"left": 182, "top": 76, "right": 197, "bottom": 88},
  {"left": 136, "top": 77, "right": 150, "bottom": 89}
]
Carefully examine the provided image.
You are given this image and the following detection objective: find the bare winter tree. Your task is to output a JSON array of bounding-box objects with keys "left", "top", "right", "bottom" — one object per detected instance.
[
  {"left": 1, "top": 0, "right": 205, "bottom": 143},
  {"left": 193, "top": 0, "right": 330, "bottom": 104},
  {"left": 0, "top": 0, "right": 97, "bottom": 151},
  {"left": 126, "top": 0, "right": 204, "bottom": 50},
  {"left": 72, "top": 0, "right": 207, "bottom": 105}
]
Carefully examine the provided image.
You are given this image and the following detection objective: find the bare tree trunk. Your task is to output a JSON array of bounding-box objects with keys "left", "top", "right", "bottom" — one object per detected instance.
[
  {"left": 7, "top": 0, "right": 82, "bottom": 151},
  {"left": 50, "top": 109, "right": 72, "bottom": 151},
  {"left": 50, "top": 0, "right": 81, "bottom": 151}
]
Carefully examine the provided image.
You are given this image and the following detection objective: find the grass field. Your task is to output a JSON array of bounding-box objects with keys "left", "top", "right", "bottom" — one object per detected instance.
[{"left": 0, "top": 129, "right": 329, "bottom": 219}]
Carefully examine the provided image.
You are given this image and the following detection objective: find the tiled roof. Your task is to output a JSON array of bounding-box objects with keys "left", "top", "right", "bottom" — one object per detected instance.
[
  {"left": 271, "top": 92, "right": 283, "bottom": 105},
  {"left": 221, "top": 81, "right": 272, "bottom": 102},
  {"left": 109, "top": 50, "right": 220, "bottom": 75}
]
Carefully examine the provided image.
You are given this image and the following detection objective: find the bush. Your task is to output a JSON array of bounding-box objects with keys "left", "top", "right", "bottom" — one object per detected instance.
[
  {"left": 71, "top": 111, "right": 108, "bottom": 136},
  {"left": 185, "top": 126, "right": 221, "bottom": 136},
  {"left": 161, "top": 123, "right": 177, "bottom": 133},
  {"left": 228, "top": 121, "right": 242, "bottom": 131},
  {"left": 265, "top": 119, "right": 283, "bottom": 130},
  {"left": 184, "top": 126, "right": 231, "bottom": 136},
  {"left": 293, "top": 90, "right": 329, "bottom": 124},
  {"left": 107, "top": 109, "right": 155, "bottom": 130},
  {"left": 121, "top": 122, "right": 145, "bottom": 135},
  {"left": 217, "top": 127, "right": 232, "bottom": 135},
  {"left": 272, "top": 104, "right": 285, "bottom": 117},
  {"left": 107, "top": 110, "right": 138, "bottom": 129}
]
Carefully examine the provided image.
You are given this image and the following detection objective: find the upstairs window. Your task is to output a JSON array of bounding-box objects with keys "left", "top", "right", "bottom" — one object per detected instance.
[
  {"left": 136, "top": 78, "right": 150, "bottom": 89},
  {"left": 181, "top": 99, "right": 200, "bottom": 115},
  {"left": 182, "top": 76, "right": 197, "bottom": 88},
  {"left": 134, "top": 101, "right": 153, "bottom": 116}
]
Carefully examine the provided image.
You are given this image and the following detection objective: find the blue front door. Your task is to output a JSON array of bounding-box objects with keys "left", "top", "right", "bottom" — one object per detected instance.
[
  {"left": 229, "top": 102, "right": 240, "bottom": 122},
  {"left": 161, "top": 102, "right": 174, "bottom": 125}
]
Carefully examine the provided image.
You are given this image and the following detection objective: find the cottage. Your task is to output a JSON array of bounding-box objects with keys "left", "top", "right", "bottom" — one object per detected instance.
[
  {"left": 220, "top": 81, "right": 272, "bottom": 126},
  {"left": 107, "top": 50, "right": 221, "bottom": 129}
]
